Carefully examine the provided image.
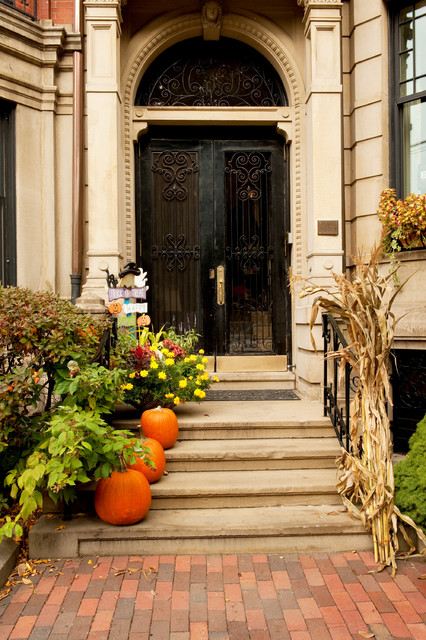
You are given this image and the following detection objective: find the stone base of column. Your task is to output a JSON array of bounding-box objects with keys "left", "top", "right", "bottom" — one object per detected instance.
[{"left": 75, "top": 289, "right": 107, "bottom": 316}]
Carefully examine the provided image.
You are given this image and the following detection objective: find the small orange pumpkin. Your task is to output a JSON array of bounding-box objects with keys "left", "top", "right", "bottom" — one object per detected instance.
[
  {"left": 108, "top": 301, "right": 122, "bottom": 315},
  {"left": 94, "top": 468, "right": 151, "bottom": 525},
  {"left": 140, "top": 406, "right": 179, "bottom": 449},
  {"left": 128, "top": 438, "right": 166, "bottom": 483}
]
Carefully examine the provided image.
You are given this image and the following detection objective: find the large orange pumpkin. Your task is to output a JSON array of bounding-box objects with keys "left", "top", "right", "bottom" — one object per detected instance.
[
  {"left": 140, "top": 406, "right": 179, "bottom": 449},
  {"left": 94, "top": 469, "right": 151, "bottom": 525},
  {"left": 128, "top": 438, "right": 166, "bottom": 483}
]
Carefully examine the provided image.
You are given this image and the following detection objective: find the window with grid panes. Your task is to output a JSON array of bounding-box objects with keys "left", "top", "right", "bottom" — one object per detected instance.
[{"left": 391, "top": 0, "right": 426, "bottom": 195}]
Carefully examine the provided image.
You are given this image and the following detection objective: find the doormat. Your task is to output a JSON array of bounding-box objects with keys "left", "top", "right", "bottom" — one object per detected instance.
[{"left": 204, "top": 389, "right": 300, "bottom": 401}]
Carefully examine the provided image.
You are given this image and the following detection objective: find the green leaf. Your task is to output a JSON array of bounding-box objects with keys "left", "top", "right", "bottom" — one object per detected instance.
[{"left": 20, "top": 497, "right": 38, "bottom": 521}]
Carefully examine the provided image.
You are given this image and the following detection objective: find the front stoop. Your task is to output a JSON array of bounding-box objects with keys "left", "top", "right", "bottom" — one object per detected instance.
[{"left": 28, "top": 394, "right": 372, "bottom": 558}]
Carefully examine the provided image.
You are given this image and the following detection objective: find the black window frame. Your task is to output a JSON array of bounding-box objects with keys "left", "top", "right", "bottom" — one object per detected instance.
[
  {"left": 389, "top": 0, "right": 426, "bottom": 197},
  {"left": 0, "top": 99, "right": 17, "bottom": 287}
]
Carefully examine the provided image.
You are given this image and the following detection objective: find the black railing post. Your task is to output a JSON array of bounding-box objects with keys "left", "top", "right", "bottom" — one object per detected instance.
[
  {"left": 322, "top": 314, "right": 328, "bottom": 418},
  {"left": 345, "top": 361, "right": 350, "bottom": 451},
  {"left": 322, "top": 313, "right": 353, "bottom": 452}
]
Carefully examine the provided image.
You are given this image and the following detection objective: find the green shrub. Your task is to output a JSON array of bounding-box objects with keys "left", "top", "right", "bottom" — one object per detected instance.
[
  {"left": 0, "top": 286, "right": 136, "bottom": 537},
  {"left": 0, "top": 286, "right": 107, "bottom": 452},
  {"left": 394, "top": 414, "right": 426, "bottom": 532}
]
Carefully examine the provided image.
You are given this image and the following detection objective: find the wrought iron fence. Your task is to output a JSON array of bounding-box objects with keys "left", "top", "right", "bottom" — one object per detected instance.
[
  {"left": 322, "top": 313, "right": 352, "bottom": 452},
  {"left": 1, "top": 0, "right": 37, "bottom": 21}
]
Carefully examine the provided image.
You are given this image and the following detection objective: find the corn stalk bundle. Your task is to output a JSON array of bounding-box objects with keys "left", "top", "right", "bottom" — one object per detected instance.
[{"left": 293, "top": 245, "right": 426, "bottom": 574}]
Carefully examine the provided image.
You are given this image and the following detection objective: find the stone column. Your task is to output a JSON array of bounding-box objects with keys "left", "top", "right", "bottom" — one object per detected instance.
[
  {"left": 295, "top": 0, "right": 344, "bottom": 396},
  {"left": 82, "top": 0, "right": 123, "bottom": 305},
  {"left": 301, "top": 0, "right": 344, "bottom": 278}
]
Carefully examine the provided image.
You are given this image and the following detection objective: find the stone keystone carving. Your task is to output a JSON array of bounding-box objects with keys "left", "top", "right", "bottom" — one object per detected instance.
[{"left": 201, "top": 0, "right": 222, "bottom": 41}]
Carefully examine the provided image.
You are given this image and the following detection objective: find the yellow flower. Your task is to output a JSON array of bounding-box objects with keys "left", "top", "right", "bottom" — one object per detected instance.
[
  {"left": 125, "top": 383, "right": 133, "bottom": 391},
  {"left": 179, "top": 379, "right": 187, "bottom": 388},
  {"left": 165, "top": 358, "right": 174, "bottom": 366},
  {"left": 139, "top": 370, "right": 149, "bottom": 377},
  {"left": 158, "top": 371, "right": 166, "bottom": 380},
  {"left": 161, "top": 349, "right": 169, "bottom": 355},
  {"left": 200, "top": 373, "right": 209, "bottom": 381},
  {"left": 213, "top": 376, "right": 219, "bottom": 382},
  {"left": 190, "top": 354, "right": 197, "bottom": 361},
  {"left": 196, "top": 363, "right": 204, "bottom": 371},
  {"left": 174, "top": 396, "right": 180, "bottom": 405},
  {"left": 201, "top": 357, "right": 208, "bottom": 364},
  {"left": 199, "top": 349, "right": 205, "bottom": 354},
  {"left": 194, "top": 389, "right": 206, "bottom": 398},
  {"left": 196, "top": 380, "right": 201, "bottom": 386},
  {"left": 184, "top": 357, "right": 190, "bottom": 363},
  {"left": 129, "top": 372, "right": 136, "bottom": 379},
  {"left": 165, "top": 393, "right": 174, "bottom": 399},
  {"left": 150, "top": 361, "right": 159, "bottom": 369},
  {"left": 189, "top": 376, "right": 193, "bottom": 380}
]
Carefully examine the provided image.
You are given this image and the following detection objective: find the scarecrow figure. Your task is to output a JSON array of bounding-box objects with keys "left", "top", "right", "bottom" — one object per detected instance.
[{"left": 118, "top": 262, "right": 141, "bottom": 288}]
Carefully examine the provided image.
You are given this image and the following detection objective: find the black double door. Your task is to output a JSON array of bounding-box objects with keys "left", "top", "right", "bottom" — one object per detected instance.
[{"left": 136, "top": 127, "right": 290, "bottom": 357}]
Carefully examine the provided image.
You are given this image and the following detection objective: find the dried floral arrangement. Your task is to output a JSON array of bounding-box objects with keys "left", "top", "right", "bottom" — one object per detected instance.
[{"left": 292, "top": 244, "right": 426, "bottom": 574}]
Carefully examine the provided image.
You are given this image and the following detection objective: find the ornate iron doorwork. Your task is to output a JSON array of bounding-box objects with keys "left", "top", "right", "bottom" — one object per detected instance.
[
  {"left": 135, "top": 38, "right": 287, "bottom": 108},
  {"left": 224, "top": 150, "right": 273, "bottom": 353},
  {"left": 136, "top": 128, "right": 290, "bottom": 356}
]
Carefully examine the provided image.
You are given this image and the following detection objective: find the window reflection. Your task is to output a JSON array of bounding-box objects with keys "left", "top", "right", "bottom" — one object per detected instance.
[
  {"left": 403, "top": 99, "right": 426, "bottom": 194},
  {"left": 398, "top": 2, "right": 426, "bottom": 195}
]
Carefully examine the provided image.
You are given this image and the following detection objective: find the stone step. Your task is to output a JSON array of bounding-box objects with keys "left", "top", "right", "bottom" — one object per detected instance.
[
  {"left": 149, "top": 468, "right": 341, "bottom": 509},
  {"left": 212, "top": 371, "right": 296, "bottom": 390},
  {"left": 113, "top": 401, "right": 334, "bottom": 440},
  {"left": 165, "top": 438, "right": 340, "bottom": 471},
  {"left": 29, "top": 505, "right": 372, "bottom": 558}
]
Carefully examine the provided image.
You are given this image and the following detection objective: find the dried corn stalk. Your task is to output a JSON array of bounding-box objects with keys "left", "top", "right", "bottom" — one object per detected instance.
[{"left": 292, "top": 244, "right": 426, "bottom": 574}]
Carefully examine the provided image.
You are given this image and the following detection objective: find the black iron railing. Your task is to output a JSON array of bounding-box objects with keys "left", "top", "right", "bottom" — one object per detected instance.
[
  {"left": 90, "top": 319, "right": 117, "bottom": 369},
  {"left": 1, "top": 0, "right": 37, "bottom": 21},
  {"left": 322, "top": 313, "right": 353, "bottom": 451}
]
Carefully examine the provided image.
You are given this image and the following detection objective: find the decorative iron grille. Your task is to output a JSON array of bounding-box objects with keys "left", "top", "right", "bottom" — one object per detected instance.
[
  {"left": 149, "top": 149, "right": 200, "bottom": 335},
  {"left": 136, "top": 38, "right": 287, "bottom": 107},
  {"left": 225, "top": 151, "right": 273, "bottom": 353}
]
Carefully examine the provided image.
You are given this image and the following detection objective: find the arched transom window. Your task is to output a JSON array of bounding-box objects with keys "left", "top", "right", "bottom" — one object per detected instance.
[{"left": 136, "top": 37, "right": 288, "bottom": 107}]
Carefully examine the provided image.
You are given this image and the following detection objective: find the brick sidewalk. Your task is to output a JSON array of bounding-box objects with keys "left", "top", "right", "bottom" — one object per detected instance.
[{"left": 0, "top": 552, "right": 425, "bottom": 640}]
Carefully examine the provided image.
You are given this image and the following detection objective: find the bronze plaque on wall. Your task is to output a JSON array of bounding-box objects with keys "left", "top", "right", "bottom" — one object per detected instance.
[{"left": 318, "top": 220, "right": 339, "bottom": 235}]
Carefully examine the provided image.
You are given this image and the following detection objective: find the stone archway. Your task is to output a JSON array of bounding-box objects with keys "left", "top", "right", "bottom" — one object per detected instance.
[{"left": 121, "top": 12, "right": 305, "bottom": 277}]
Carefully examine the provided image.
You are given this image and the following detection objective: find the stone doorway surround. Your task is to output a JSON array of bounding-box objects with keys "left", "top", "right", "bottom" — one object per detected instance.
[{"left": 81, "top": 1, "right": 344, "bottom": 397}]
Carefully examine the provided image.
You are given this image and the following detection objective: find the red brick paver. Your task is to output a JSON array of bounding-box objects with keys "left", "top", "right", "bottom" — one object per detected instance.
[{"left": 0, "top": 553, "right": 425, "bottom": 639}]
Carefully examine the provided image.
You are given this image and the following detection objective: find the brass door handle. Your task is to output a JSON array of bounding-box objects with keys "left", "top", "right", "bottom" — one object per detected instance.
[{"left": 217, "top": 265, "right": 225, "bottom": 305}]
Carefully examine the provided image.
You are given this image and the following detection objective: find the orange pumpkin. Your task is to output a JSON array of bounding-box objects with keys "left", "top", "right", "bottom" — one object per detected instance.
[
  {"left": 94, "top": 469, "right": 151, "bottom": 525},
  {"left": 140, "top": 406, "right": 179, "bottom": 449},
  {"left": 108, "top": 301, "right": 122, "bottom": 315},
  {"left": 128, "top": 438, "right": 166, "bottom": 483}
]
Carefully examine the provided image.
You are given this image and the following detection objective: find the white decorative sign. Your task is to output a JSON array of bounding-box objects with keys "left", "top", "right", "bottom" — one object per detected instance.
[{"left": 121, "top": 303, "right": 148, "bottom": 314}]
